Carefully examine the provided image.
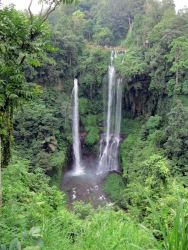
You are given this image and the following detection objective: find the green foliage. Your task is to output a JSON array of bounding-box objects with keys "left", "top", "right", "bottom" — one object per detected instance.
[
  {"left": 89, "top": 0, "right": 130, "bottom": 45},
  {"left": 72, "top": 200, "right": 94, "bottom": 219},
  {"left": 0, "top": 157, "right": 156, "bottom": 250},
  {"left": 72, "top": 9, "right": 85, "bottom": 35},
  {"left": 0, "top": 227, "right": 43, "bottom": 250},
  {"left": 119, "top": 112, "right": 188, "bottom": 232},
  {"left": 77, "top": 207, "right": 154, "bottom": 250},
  {"left": 117, "top": 47, "right": 149, "bottom": 81},
  {"left": 79, "top": 97, "right": 90, "bottom": 116},
  {"left": 167, "top": 36, "right": 188, "bottom": 71},
  {"left": 126, "top": 154, "right": 170, "bottom": 199},
  {"left": 124, "top": 154, "right": 183, "bottom": 226},
  {"left": 79, "top": 111, "right": 100, "bottom": 149},
  {"left": 93, "top": 27, "right": 113, "bottom": 46},
  {"left": 163, "top": 103, "right": 188, "bottom": 184},
  {"left": 166, "top": 79, "right": 176, "bottom": 96},
  {"left": 13, "top": 88, "right": 71, "bottom": 176},
  {"left": 166, "top": 78, "right": 188, "bottom": 97},
  {"left": 114, "top": 47, "right": 151, "bottom": 115},
  {"left": 103, "top": 173, "right": 125, "bottom": 204},
  {"left": 138, "top": 196, "right": 188, "bottom": 250},
  {"left": 81, "top": 114, "right": 97, "bottom": 130},
  {"left": 120, "top": 134, "right": 136, "bottom": 177},
  {"left": 84, "top": 126, "right": 99, "bottom": 148},
  {"left": 181, "top": 77, "right": 188, "bottom": 95},
  {"left": 82, "top": 19, "right": 94, "bottom": 40},
  {"left": 147, "top": 7, "right": 176, "bottom": 44},
  {"left": 123, "top": 30, "right": 134, "bottom": 47},
  {"left": 120, "top": 118, "right": 141, "bottom": 176},
  {"left": 1, "top": 2, "right": 188, "bottom": 250},
  {"left": 0, "top": 3, "right": 59, "bottom": 166},
  {"left": 166, "top": 36, "right": 188, "bottom": 84},
  {"left": 0, "top": 157, "right": 65, "bottom": 245},
  {"left": 78, "top": 48, "right": 110, "bottom": 101},
  {"left": 145, "top": 114, "right": 162, "bottom": 134}
]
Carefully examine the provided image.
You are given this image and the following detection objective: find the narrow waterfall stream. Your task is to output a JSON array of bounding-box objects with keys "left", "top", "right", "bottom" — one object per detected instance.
[
  {"left": 98, "top": 51, "right": 122, "bottom": 174},
  {"left": 72, "top": 78, "right": 84, "bottom": 176}
]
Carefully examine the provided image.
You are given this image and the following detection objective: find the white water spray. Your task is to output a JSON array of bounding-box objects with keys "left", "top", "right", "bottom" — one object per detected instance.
[
  {"left": 72, "top": 78, "right": 84, "bottom": 175},
  {"left": 98, "top": 51, "right": 122, "bottom": 174}
]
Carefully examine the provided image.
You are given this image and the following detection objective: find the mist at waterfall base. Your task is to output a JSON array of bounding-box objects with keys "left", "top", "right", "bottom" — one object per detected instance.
[{"left": 62, "top": 52, "right": 122, "bottom": 205}]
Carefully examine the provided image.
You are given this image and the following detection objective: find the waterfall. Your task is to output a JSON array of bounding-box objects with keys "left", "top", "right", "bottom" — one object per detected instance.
[
  {"left": 72, "top": 78, "right": 84, "bottom": 175},
  {"left": 115, "top": 78, "right": 122, "bottom": 138},
  {"left": 98, "top": 51, "right": 122, "bottom": 174}
]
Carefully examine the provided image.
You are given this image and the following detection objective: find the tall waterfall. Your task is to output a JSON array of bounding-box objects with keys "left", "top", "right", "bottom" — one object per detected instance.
[
  {"left": 98, "top": 51, "right": 122, "bottom": 174},
  {"left": 72, "top": 78, "right": 84, "bottom": 175}
]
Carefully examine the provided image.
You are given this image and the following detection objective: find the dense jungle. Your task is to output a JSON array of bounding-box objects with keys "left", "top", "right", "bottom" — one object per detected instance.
[{"left": 1, "top": 0, "right": 188, "bottom": 249}]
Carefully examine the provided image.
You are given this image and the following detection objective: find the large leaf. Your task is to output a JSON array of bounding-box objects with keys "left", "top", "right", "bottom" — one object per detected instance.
[
  {"left": 29, "top": 227, "right": 41, "bottom": 236},
  {"left": 8, "top": 239, "right": 19, "bottom": 250},
  {"left": 1, "top": 245, "right": 7, "bottom": 250}
]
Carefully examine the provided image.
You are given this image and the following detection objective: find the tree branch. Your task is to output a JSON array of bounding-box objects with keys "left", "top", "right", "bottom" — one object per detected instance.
[
  {"left": 20, "top": 55, "right": 26, "bottom": 66},
  {"left": 42, "top": 2, "right": 58, "bottom": 22},
  {"left": 28, "top": 0, "right": 33, "bottom": 18},
  {"left": 39, "top": 1, "right": 44, "bottom": 15}
]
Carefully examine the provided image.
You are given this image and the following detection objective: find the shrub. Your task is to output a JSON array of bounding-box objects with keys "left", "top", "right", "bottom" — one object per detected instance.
[
  {"left": 103, "top": 173, "right": 125, "bottom": 204},
  {"left": 146, "top": 114, "right": 162, "bottom": 134},
  {"left": 84, "top": 126, "right": 99, "bottom": 148}
]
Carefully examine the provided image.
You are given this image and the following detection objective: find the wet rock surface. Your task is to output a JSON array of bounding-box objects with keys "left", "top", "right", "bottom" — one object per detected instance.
[{"left": 61, "top": 170, "right": 113, "bottom": 209}]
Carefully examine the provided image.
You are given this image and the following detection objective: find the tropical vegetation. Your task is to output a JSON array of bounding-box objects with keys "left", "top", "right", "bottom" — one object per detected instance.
[{"left": 1, "top": 0, "right": 188, "bottom": 249}]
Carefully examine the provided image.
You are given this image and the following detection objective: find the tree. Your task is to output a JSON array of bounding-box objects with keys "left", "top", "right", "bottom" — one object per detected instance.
[
  {"left": 93, "top": 27, "right": 113, "bottom": 46},
  {"left": 91, "top": 0, "right": 131, "bottom": 43},
  {"left": 147, "top": 7, "right": 176, "bottom": 43},
  {"left": 0, "top": 0, "right": 78, "bottom": 167},
  {"left": 121, "top": 48, "right": 148, "bottom": 80},
  {"left": 82, "top": 19, "right": 94, "bottom": 41},
  {"left": 164, "top": 104, "right": 188, "bottom": 175},
  {"left": 166, "top": 36, "right": 188, "bottom": 84},
  {"left": 125, "top": 154, "right": 170, "bottom": 222},
  {"left": 13, "top": 88, "right": 72, "bottom": 171},
  {"left": 72, "top": 9, "right": 85, "bottom": 35},
  {"left": 0, "top": 0, "right": 80, "bottom": 209}
]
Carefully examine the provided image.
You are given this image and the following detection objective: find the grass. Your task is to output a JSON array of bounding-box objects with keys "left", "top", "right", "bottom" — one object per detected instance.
[
  {"left": 133, "top": 195, "right": 188, "bottom": 250},
  {"left": 40, "top": 207, "right": 154, "bottom": 250}
]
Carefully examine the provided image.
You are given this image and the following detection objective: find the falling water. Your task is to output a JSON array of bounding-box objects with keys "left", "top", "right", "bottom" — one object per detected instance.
[
  {"left": 115, "top": 78, "right": 122, "bottom": 137},
  {"left": 110, "top": 78, "right": 122, "bottom": 169},
  {"left": 72, "top": 78, "right": 84, "bottom": 175},
  {"left": 98, "top": 51, "right": 122, "bottom": 174}
]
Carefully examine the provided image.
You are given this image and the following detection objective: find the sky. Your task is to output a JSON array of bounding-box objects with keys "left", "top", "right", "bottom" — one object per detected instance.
[
  {"left": 1, "top": 0, "right": 46, "bottom": 13},
  {"left": 174, "top": 0, "right": 188, "bottom": 11},
  {"left": 1, "top": 0, "right": 188, "bottom": 13}
]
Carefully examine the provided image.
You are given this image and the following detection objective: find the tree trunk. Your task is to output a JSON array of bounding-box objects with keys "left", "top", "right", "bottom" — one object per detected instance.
[
  {"left": 176, "top": 66, "right": 179, "bottom": 84},
  {"left": 175, "top": 51, "right": 179, "bottom": 84},
  {"left": 70, "top": 53, "right": 72, "bottom": 66},
  {"left": 128, "top": 15, "right": 133, "bottom": 34}
]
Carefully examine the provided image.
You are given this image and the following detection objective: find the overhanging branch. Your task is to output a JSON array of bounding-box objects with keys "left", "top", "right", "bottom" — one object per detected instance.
[{"left": 28, "top": 0, "right": 33, "bottom": 18}]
